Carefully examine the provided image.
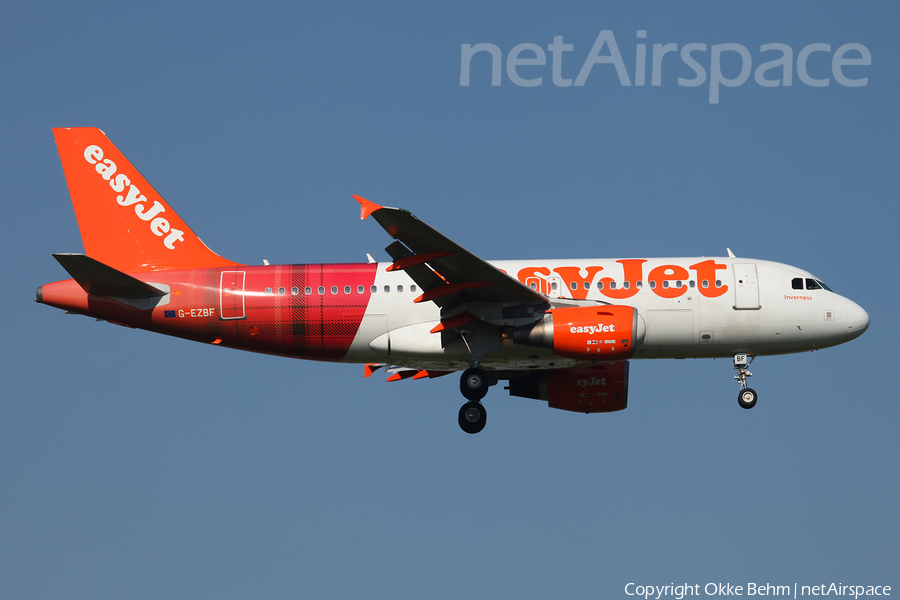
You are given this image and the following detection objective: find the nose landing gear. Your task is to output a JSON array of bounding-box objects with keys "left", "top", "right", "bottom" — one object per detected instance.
[{"left": 734, "top": 354, "right": 757, "bottom": 409}]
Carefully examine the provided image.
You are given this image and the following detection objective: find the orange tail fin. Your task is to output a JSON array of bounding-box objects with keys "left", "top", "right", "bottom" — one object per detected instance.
[{"left": 53, "top": 127, "right": 240, "bottom": 273}]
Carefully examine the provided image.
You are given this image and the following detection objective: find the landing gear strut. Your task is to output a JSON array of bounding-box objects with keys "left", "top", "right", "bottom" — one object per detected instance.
[
  {"left": 458, "top": 365, "right": 489, "bottom": 433},
  {"left": 734, "top": 354, "right": 758, "bottom": 409}
]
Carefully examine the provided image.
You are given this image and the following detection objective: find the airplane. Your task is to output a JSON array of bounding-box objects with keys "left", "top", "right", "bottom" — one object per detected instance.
[{"left": 36, "top": 128, "right": 870, "bottom": 433}]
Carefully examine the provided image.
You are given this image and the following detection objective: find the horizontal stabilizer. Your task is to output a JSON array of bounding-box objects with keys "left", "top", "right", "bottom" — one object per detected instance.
[{"left": 52, "top": 253, "right": 166, "bottom": 298}]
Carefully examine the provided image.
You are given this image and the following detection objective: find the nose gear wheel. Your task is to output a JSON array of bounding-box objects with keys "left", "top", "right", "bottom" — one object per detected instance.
[{"left": 733, "top": 354, "right": 758, "bottom": 409}]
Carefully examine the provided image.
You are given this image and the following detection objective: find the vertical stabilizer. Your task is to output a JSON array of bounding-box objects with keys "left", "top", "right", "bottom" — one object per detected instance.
[{"left": 53, "top": 127, "right": 240, "bottom": 272}]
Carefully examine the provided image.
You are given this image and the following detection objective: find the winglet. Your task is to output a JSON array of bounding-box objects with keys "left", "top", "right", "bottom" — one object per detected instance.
[{"left": 353, "top": 195, "right": 383, "bottom": 220}]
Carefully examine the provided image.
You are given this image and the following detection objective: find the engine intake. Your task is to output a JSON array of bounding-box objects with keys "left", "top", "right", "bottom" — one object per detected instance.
[{"left": 513, "top": 305, "right": 645, "bottom": 361}]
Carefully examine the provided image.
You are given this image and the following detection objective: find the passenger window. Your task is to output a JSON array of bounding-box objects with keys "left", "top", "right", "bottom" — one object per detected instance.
[
  {"left": 551, "top": 282, "right": 557, "bottom": 291},
  {"left": 265, "top": 287, "right": 273, "bottom": 295},
  {"left": 357, "top": 285, "right": 364, "bottom": 294},
  {"left": 610, "top": 281, "right": 617, "bottom": 289},
  {"left": 331, "top": 286, "right": 338, "bottom": 294},
  {"left": 530, "top": 282, "right": 537, "bottom": 290},
  {"left": 305, "top": 287, "right": 312, "bottom": 295},
  {"left": 623, "top": 281, "right": 629, "bottom": 289},
  {"left": 649, "top": 281, "right": 657, "bottom": 289},
  {"left": 411, "top": 285, "right": 417, "bottom": 292},
  {"left": 344, "top": 286, "right": 351, "bottom": 294},
  {"left": 689, "top": 280, "right": 695, "bottom": 288},
  {"left": 397, "top": 285, "right": 404, "bottom": 293},
  {"left": 317, "top": 286, "right": 324, "bottom": 295},
  {"left": 371, "top": 286, "right": 377, "bottom": 293},
  {"left": 596, "top": 281, "right": 603, "bottom": 290},
  {"left": 702, "top": 280, "right": 709, "bottom": 288},
  {"left": 662, "top": 281, "right": 669, "bottom": 289},
  {"left": 636, "top": 281, "right": 642, "bottom": 289},
  {"left": 806, "top": 278, "right": 822, "bottom": 291},
  {"left": 384, "top": 285, "right": 390, "bottom": 293},
  {"left": 291, "top": 287, "right": 299, "bottom": 295},
  {"left": 792, "top": 278, "right": 803, "bottom": 290},
  {"left": 278, "top": 287, "right": 285, "bottom": 296},
  {"left": 583, "top": 281, "right": 590, "bottom": 290}
]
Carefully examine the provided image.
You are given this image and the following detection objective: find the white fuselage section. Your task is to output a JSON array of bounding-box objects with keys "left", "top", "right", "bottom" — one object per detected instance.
[{"left": 347, "top": 257, "right": 869, "bottom": 371}]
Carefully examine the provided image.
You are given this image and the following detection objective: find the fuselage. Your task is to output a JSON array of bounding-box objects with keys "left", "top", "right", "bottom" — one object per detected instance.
[
  {"left": 38, "top": 256, "right": 869, "bottom": 371},
  {"left": 39, "top": 127, "right": 872, "bottom": 430}
]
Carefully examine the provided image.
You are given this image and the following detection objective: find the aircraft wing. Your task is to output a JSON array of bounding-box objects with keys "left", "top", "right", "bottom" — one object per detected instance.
[{"left": 355, "top": 196, "right": 548, "bottom": 313}]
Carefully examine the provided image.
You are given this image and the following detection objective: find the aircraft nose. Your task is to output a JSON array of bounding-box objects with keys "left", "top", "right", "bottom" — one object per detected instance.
[{"left": 845, "top": 299, "right": 869, "bottom": 340}]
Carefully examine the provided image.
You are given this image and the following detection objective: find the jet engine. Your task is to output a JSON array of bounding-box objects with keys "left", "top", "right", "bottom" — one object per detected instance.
[
  {"left": 508, "top": 362, "right": 629, "bottom": 413},
  {"left": 513, "top": 305, "right": 645, "bottom": 361}
]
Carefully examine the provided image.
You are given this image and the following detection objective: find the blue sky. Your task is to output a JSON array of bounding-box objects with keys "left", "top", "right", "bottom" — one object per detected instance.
[{"left": 2, "top": 1, "right": 897, "bottom": 598}]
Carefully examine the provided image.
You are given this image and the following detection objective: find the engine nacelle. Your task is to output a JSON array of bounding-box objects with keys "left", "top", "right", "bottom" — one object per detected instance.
[
  {"left": 513, "top": 305, "right": 645, "bottom": 361},
  {"left": 508, "top": 362, "right": 629, "bottom": 413}
]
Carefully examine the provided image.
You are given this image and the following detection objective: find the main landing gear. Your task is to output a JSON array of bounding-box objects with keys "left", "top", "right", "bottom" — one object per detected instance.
[
  {"left": 458, "top": 365, "right": 489, "bottom": 434},
  {"left": 734, "top": 354, "right": 758, "bottom": 409},
  {"left": 459, "top": 401, "right": 487, "bottom": 434}
]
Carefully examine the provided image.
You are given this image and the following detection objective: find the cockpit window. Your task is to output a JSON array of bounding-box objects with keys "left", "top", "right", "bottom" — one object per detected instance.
[
  {"left": 805, "top": 278, "right": 833, "bottom": 291},
  {"left": 793, "top": 277, "right": 833, "bottom": 292}
]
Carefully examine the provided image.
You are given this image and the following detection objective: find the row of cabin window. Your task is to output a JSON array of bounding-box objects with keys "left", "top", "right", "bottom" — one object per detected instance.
[
  {"left": 263, "top": 284, "right": 419, "bottom": 296},
  {"left": 262, "top": 279, "right": 729, "bottom": 296},
  {"left": 532, "top": 279, "right": 723, "bottom": 292}
]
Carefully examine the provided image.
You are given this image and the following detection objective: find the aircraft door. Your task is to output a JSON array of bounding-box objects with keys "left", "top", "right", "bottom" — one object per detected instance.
[
  {"left": 733, "top": 263, "right": 760, "bottom": 310},
  {"left": 220, "top": 270, "right": 246, "bottom": 320}
]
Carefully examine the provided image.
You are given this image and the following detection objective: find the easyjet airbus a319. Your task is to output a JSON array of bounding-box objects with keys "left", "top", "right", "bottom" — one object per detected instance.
[{"left": 37, "top": 128, "right": 869, "bottom": 433}]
